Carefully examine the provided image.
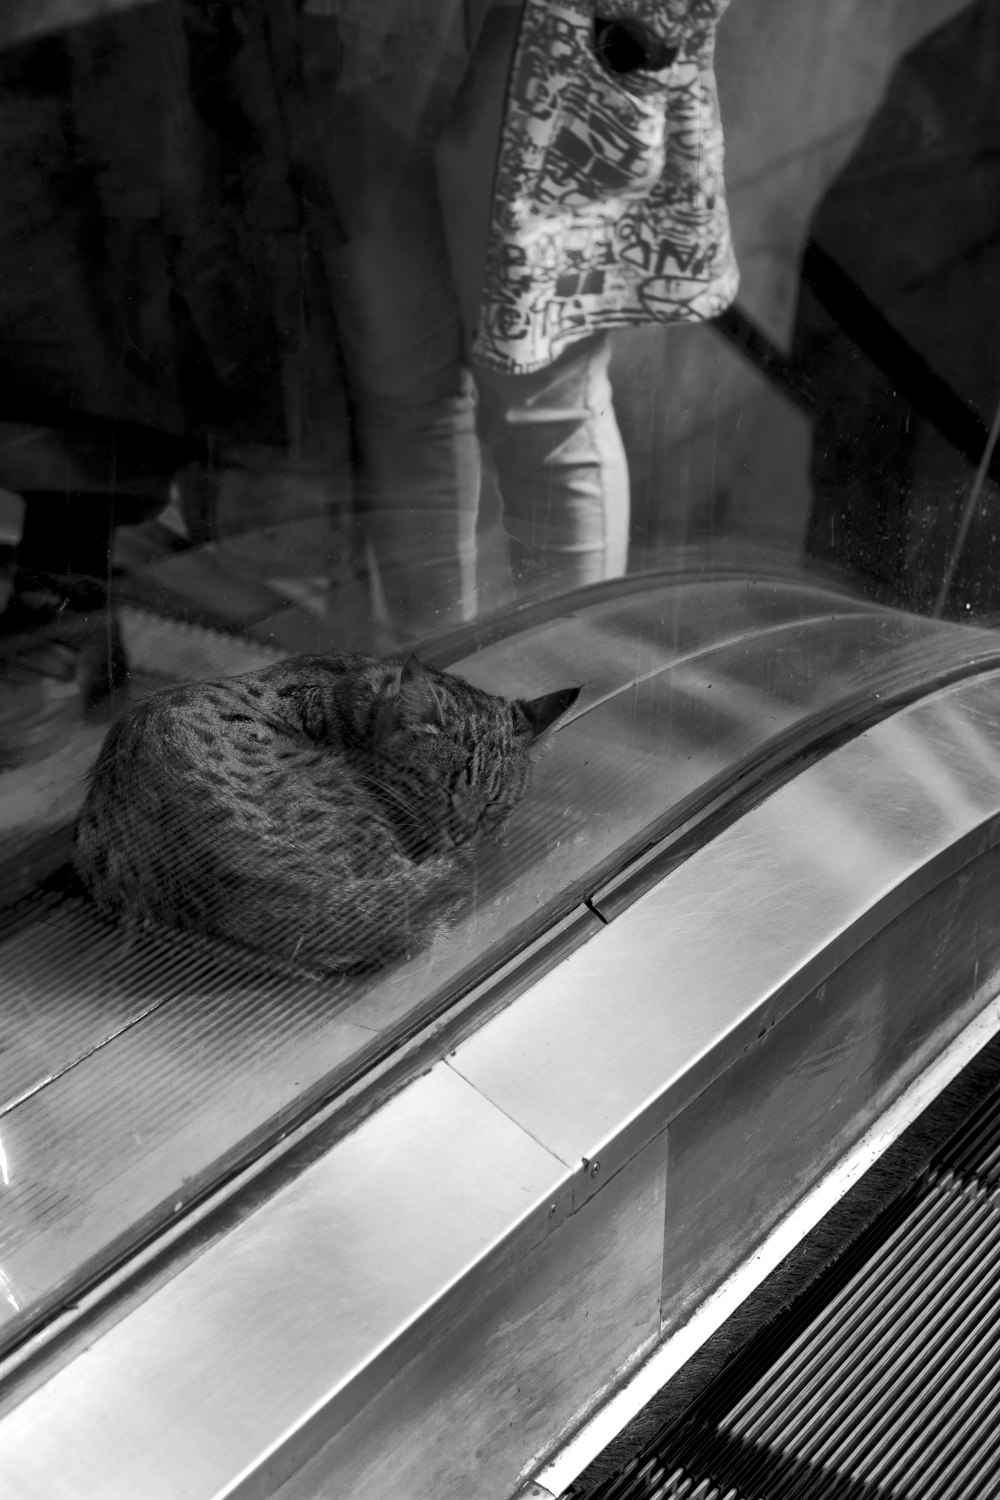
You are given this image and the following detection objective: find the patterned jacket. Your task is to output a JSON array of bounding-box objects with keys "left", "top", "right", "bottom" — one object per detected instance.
[
  {"left": 480, "top": 0, "right": 738, "bottom": 371},
  {"left": 307, "top": 0, "right": 738, "bottom": 373}
]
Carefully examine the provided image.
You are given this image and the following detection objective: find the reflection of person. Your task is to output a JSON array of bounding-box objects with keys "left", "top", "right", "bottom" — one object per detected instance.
[
  {"left": 0, "top": 447, "right": 179, "bottom": 768},
  {"left": 0, "top": 0, "right": 742, "bottom": 765},
  {"left": 307, "top": 0, "right": 739, "bottom": 641},
  {"left": 0, "top": 0, "right": 307, "bottom": 768},
  {"left": 798, "top": 0, "right": 1000, "bottom": 617},
  {"left": 0, "top": 15, "right": 185, "bottom": 767}
]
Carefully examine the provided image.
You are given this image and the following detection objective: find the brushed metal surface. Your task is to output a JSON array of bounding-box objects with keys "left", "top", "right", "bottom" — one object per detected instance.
[
  {"left": 533, "top": 992, "right": 1000, "bottom": 1500},
  {"left": 662, "top": 842, "right": 1000, "bottom": 1329},
  {"left": 272, "top": 1136, "right": 667, "bottom": 1500},
  {"left": 450, "top": 674, "right": 1000, "bottom": 1172},
  {"left": 0, "top": 905, "right": 601, "bottom": 1349},
  {"left": 0, "top": 1065, "right": 569, "bottom": 1500},
  {"left": 4, "top": 670, "right": 1000, "bottom": 1498}
]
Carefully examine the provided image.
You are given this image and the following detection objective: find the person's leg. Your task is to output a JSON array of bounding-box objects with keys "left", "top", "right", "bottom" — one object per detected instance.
[
  {"left": 322, "top": 79, "right": 481, "bottom": 643},
  {"left": 0, "top": 24, "right": 188, "bottom": 763},
  {"left": 435, "top": 6, "right": 631, "bottom": 598},
  {"left": 11, "top": 489, "right": 166, "bottom": 596},
  {"left": 0, "top": 416, "right": 180, "bottom": 766},
  {"left": 0, "top": 481, "right": 177, "bottom": 765},
  {"left": 475, "top": 334, "right": 630, "bottom": 593},
  {"left": 0, "top": 492, "right": 122, "bottom": 767},
  {"left": 1, "top": 415, "right": 182, "bottom": 614}
]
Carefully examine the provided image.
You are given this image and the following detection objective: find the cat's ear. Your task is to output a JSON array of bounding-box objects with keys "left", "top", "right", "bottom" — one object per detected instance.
[
  {"left": 517, "top": 684, "right": 580, "bottom": 739},
  {"left": 396, "top": 656, "right": 445, "bottom": 731}
]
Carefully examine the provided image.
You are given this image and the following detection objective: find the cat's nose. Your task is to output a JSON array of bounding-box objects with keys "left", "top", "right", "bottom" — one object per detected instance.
[{"left": 450, "top": 820, "right": 481, "bottom": 850}]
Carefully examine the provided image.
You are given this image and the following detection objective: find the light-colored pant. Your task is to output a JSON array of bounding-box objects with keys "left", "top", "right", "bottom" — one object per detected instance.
[{"left": 325, "top": 7, "right": 630, "bottom": 638}]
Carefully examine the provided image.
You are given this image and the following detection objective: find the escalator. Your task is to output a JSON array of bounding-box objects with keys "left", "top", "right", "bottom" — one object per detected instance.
[{"left": 569, "top": 1036, "right": 1000, "bottom": 1500}]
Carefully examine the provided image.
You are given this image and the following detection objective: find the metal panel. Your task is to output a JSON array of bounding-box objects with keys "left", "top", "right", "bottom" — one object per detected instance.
[
  {"left": 4, "top": 673, "right": 1000, "bottom": 1497},
  {"left": 531, "top": 992, "right": 1000, "bottom": 1499},
  {"left": 593, "top": 1063, "right": 1000, "bottom": 1500},
  {"left": 450, "top": 675, "right": 1000, "bottom": 1173},
  {"left": 272, "top": 1137, "right": 668, "bottom": 1500},
  {"left": 0, "top": 1066, "right": 569, "bottom": 1500},
  {"left": 0, "top": 904, "right": 601, "bottom": 1353},
  {"left": 661, "top": 841, "right": 1000, "bottom": 1330}
]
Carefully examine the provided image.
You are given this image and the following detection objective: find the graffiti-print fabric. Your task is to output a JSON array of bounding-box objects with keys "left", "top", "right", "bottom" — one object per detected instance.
[{"left": 475, "top": 0, "right": 739, "bottom": 373}]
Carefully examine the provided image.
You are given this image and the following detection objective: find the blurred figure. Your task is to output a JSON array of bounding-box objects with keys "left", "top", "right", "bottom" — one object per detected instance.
[
  {"left": 0, "top": 0, "right": 742, "bottom": 767},
  {"left": 306, "top": 0, "right": 738, "bottom": 640},
  {"left": 798, "top": 0, "right": 1000, "bottom": 616},
  {"left": 0, "top": 0, "right": 324, "bottom": 765},
  {"left": 0, "top": 17, "right": 186, "bottom": 764}
]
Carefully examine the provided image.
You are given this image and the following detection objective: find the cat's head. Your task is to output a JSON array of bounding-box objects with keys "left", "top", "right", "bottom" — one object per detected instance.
[{"left": 371, "top": 657, "right": 580, "bottom": 857}]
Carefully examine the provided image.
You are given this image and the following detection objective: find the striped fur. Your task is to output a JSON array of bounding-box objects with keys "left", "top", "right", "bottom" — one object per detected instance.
[{"left": 75, "top": 653, "right": 578, "bottom": 975}]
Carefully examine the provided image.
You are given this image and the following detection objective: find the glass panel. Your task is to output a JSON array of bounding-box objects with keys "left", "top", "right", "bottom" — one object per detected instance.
[{"left": 1, "top": 0, "right": 998, "bottom": 1355}]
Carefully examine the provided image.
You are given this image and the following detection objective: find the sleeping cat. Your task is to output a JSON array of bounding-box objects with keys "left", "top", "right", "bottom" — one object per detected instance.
[{"left": 74, "top": 653, "right": 579, "bottom": 975}]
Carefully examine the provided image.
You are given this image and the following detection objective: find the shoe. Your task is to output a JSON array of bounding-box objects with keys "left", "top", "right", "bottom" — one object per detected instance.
[{"left": 0, "top": 572, "right": 129, "bottom": 768}]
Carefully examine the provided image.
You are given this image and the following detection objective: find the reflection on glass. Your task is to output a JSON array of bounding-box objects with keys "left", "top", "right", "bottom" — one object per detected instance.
[
  {"left": 0, "top": 1269, "right": 18, "bottom": 1316},
  {"left": 0, "top": 0, "right": 998, "bottom": 1368},
  {"left": 0, "top": 1131, "right": 16, "bottom": 1316}
]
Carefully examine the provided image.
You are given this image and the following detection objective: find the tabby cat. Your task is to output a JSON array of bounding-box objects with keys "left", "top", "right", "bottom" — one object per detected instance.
[{"left": 75, "top": 653, "right": 579, "bottom": 975}]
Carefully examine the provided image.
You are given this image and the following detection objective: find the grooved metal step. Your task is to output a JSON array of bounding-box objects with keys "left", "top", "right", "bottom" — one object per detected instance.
[{"left": 575, "top": 1068, "right": 1000, "bottom": 1500}]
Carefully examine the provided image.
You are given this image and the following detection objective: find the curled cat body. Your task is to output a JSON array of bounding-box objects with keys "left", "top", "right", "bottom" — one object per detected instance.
[{"left": 74, "top": 653, "right": 579, "bottom": 975}]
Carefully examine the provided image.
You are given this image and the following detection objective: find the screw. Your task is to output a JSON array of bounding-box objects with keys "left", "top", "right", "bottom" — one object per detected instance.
[
  {"left": 590, "top": 1159, "right": 601, "bottom": 1178},
  {"left": 547, "top": 1202, "right": 558, "bottom": 1219}
]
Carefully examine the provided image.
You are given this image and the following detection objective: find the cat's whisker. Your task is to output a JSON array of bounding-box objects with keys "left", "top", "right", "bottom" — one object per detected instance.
[{"left": 358, "top": 772, "right": 422, "bottom": 822}]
